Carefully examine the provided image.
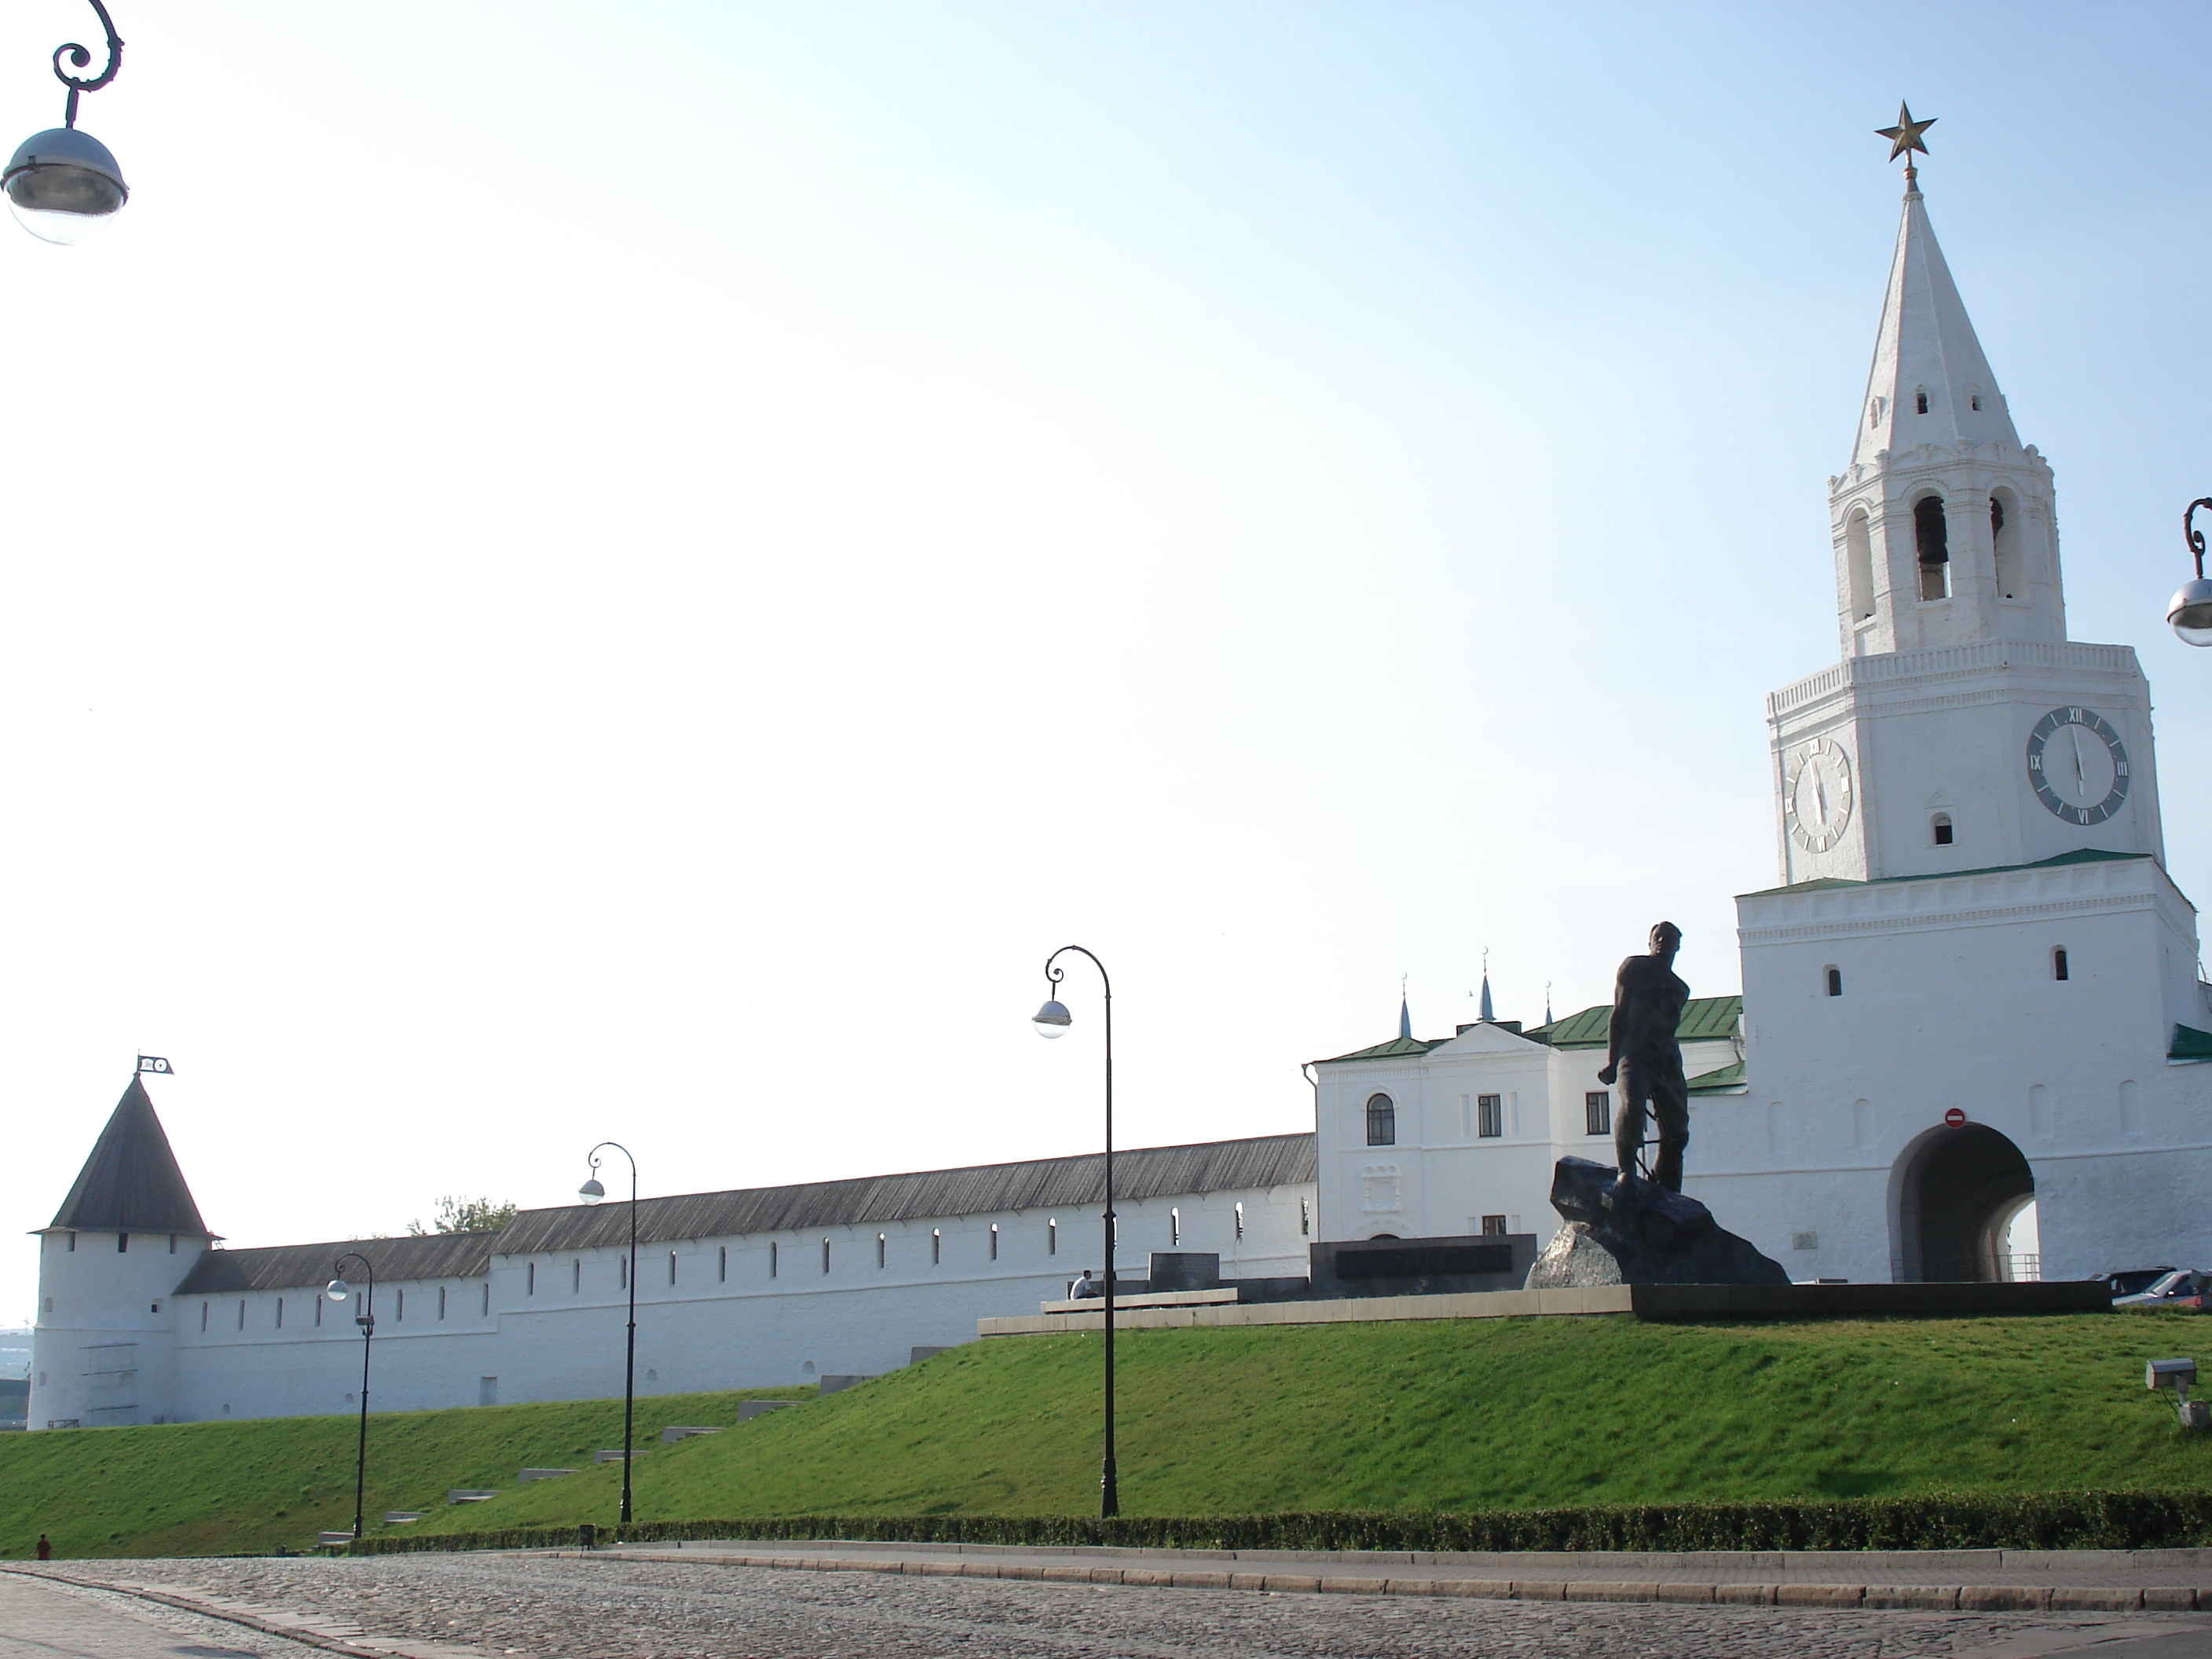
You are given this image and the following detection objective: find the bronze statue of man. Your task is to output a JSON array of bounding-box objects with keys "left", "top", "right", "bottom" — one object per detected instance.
[{"left": 1595, "top": 921, "right": 1690, "bottom": 1191}]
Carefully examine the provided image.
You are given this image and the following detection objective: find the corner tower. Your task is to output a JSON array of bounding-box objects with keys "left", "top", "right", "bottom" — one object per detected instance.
[
  {"left": 1768, "top": 163, "right": 2163, "bottom": 885},
  {"left": 27, "top": 1075, "right": 212, "bottom": 1429}
]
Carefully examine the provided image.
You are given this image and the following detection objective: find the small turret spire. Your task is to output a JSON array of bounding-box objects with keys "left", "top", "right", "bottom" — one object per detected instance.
[
  {"left": 1397, "top": 976, "right": 1412, "bottom": 1042},
  {"left": 1478, "top": 949, "right": 1495, "bottom": 1022}
]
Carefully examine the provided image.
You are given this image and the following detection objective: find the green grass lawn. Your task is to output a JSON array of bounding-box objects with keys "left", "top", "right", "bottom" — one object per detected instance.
[
  {"left": 6, "top": 1313, "right": 2210, "bottom": 1558},
  {"left": 0, "top": 1384, "right": 809, "bottom": 1561}
]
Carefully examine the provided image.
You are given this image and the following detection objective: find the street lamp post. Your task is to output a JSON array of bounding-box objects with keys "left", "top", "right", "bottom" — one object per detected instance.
[
  {"left": 2167, "top": 498, "right": 2212, "bottom": 646},
  {"left": 579, "top": 1142, "right": 639, "bottom": 1527},
  {"left": 324, "top": 1253, "right": 377, "bottom": 1540},
  {"left": 3, "top": 0, "right": 128, "bottom": 244},
  {"left": 1031, "top": 945, "right": 1119, "bottom": 1518}
]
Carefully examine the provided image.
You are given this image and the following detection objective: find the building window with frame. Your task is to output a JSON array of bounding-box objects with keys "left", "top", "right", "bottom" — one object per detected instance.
[
  {"left": 1365, "top": 1093, "right": 1397, "bottom": 1146},
  {"left": 1826, "top": 966, "right": 1843, "bottom": 997},
  {"left": 1048, "top": 1218, "right": 1057, "bottom": 1256},
  {"left": 1478, "top": 1093, "right": 1503, "bottom": 1138},
  {"left": 718, "top": 1247, "right": 727, "bottom": 1283},
  {"left": 769, "top": 1242, "right": 778, "bottom": 1278},
  {"left": 668, "top": 1251, "right": 677, "bottom": 1286},
  {"left": 526, "top": 1262, "right": 535, "bottom": 1296},
  {"left": 573, "top": 1259, "right": 581, "bottom": 1293},
  {"left": 276, "top": 1296, "right": 284, "bottom": 1329},
  {"left": 1585, "top": 1091, "right": 1611, "bottom": 1136},
  {"left": 2053, "top": 947, "right": 2070, "bottom": 981},
  {"left": 1480, "top": 1214, "right": 1507, "bottom": 1236},
  {"left": 438, "top": 1285, "right": 448, "bottom": 1320},
  {"left": 482, "top": 1284, "right": 490, "bottom": 1317}
]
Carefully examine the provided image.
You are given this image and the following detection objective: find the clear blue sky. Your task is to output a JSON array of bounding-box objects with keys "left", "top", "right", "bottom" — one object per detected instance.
[{"left": 2, "top": 2, "right": 2207, "bottom": 1320}]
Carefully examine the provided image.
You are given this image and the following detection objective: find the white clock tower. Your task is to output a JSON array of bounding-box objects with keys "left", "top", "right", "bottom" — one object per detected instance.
[
  {"left": 1712, "top": 137, "right": 2212, "bottom": 1288},
  {"left": 1767, "top": 163, "right": 2164, "bottom": 887}
]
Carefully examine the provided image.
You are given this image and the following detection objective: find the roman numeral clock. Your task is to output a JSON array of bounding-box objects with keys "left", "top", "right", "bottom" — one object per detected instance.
[
  {"left": 2026, "top": 706, "right": 2131, "bottom": 826},
  {"left": 1784, "top": 736, "right": 1854, "bottom": 854}
]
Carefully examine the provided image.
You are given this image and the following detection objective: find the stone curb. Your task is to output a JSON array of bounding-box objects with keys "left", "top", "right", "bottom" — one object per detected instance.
[
  {"left": 0, "top": 1567, "right": 493, "bottom": 1659},
  {"left": 563, "top": 1548, "right": 2209, "bottom": 1611}
]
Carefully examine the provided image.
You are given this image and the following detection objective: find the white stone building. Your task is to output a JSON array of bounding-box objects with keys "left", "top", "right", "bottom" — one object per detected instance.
[
  {"left": 1313, "top": 168, "right": 2212, "bottom": 1287},
  {"left": 27, "top": 1081, "right": 1314, "bottom": 1430}
]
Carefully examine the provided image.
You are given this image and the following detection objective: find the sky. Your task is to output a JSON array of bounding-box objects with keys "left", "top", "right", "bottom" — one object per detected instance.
[{"left": 2, "top": 2, "right": 2208, "bottom": 1323}]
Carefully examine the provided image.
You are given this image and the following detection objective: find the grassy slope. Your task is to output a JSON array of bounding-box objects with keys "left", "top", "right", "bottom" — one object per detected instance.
[
  {"left": 0, "top": 1386, "right": 809, "bottom": 1561},
  {"left": 405, "top": 1313, "right": 2212, "bottom": 1533},
  {"left": 6, "top": 1313, "right": 2210, "bottom": 1558}
]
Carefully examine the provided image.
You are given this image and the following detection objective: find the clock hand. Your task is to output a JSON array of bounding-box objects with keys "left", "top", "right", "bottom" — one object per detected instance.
[
  {"left": 2071, "top": 727, "right": 2087, "bottom": 796},
  {"left": 1813, "top": 764, "right": 1827, "bottom": 826}
]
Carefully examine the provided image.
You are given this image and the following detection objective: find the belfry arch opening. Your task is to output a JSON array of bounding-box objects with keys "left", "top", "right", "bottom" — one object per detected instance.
[
  {"left": 1892, "top": 1122, "right": 2034, "bottom": 1282},
  {"left": 1844, "top": 509, "right": 1875, "bottom": 623},
  {"left": 1914, "top": 495, "right": 1950, "bottom": 600},
  {"left": 1990, "top": 487, "right": 2023, "bottom": 599}
]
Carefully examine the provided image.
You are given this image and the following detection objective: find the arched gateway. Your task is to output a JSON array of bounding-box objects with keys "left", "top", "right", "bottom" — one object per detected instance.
[{"left": 1892, "top": 1122, "right": 2034, "bottom": 1282}]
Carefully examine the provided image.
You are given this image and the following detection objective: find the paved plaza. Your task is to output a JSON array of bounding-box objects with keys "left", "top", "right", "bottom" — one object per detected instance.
[{"left": 13, "top": 1551, "right": 2212, "bottom": 1659}]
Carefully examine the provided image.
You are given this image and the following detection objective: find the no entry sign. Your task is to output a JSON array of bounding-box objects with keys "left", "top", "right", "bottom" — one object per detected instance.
[{"left": 1943, "top": 1108, "right": 1967, "bottom": 1128}]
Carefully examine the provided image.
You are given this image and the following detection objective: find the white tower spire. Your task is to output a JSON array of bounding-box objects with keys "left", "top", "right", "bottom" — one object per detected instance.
[{"left": 1763, "top": 115, "right": 2165, "bottom": 888}]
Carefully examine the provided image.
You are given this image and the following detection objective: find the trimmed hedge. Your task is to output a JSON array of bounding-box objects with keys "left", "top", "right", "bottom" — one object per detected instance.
[{"left": 346, "top": 1491, "right": 2212, "bottom": 1556}]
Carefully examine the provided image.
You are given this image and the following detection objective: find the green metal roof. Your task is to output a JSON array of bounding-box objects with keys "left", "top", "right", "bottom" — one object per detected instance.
[
  {"left": 1741, "top": 847, "right": 2148, "bottom": 900},
  {"left": 2171, "top": 1024, "right": 2212, "bottom": 1064},
  {"left": 1686, "top": 1057, "right": 1747, "bottom": 1094},
  {"left": 1313, "top": 1033, "right": 1452, "bottom": 1064},
  {"left": 1320, "top": 994, "right": 1743, "bottom": 1063},
  {"left": 1525, "top": 994, "right": 1744, "bottom": 1051}
]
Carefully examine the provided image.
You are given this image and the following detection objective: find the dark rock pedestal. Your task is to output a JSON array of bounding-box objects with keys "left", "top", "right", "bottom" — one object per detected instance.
[{"left": 1524, "top": 1156, "right": 1790, "bottom": 1288}]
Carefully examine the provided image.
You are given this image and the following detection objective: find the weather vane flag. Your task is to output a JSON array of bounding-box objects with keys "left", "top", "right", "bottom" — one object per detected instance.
[{"left": 136, "top": 1054, "right": 172, "bottom": 1075}]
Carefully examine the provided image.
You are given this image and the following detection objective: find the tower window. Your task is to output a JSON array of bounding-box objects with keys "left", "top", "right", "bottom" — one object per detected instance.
[
  {"left": 1585, "top": 1092, "right": 1611, "bottom": 1136},
  {"left": 2053, "top": 947, "right": 2071, "bottom": 982},
  {"left": 1971, "top": 394, "right": 1983, "bottom": 412},
  {"left": 1932, "top": 812, "right": 1954, "bottom": 846},
  {"left": 1914, "top": 389, "right": 1929, "bottom": 414},
  {"left": 1914, "top": 496, "right": 1950, "bottom": 599},
  {"left": 1480, "top": 1214, "right": 1507, "bottom": 1237},
  {"left": 1365, "top": 1093, "right": 1397, "bottom": 1146},
  {"left": 1478, "top": 1093, "right": 1503, "bottom": 1137},
  {"left": 1826, "top": 966, "right": 1844, "bottom": 997}
]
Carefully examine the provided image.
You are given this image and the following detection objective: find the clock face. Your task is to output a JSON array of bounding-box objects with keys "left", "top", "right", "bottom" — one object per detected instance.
[
  {"left": 1784, "top": 736, "right": 1854, "bottom": 853},
  {"left": 2027, "top": 706, "right": 2130, "bottom": 825}
]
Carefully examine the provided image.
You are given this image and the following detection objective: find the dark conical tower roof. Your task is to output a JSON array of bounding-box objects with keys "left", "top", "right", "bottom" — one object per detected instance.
[{"left": 49, "top": 1075, "right": 208, "bottom": 1234}]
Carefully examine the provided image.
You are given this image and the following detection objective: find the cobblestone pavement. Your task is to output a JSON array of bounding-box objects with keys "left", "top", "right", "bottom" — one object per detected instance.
[
  {"left": 29, "top": 1555, "right": 2212, "bottom": 1659},
  {"left": 0, "top": 1569, "right": 329, "bottom": 1659}
]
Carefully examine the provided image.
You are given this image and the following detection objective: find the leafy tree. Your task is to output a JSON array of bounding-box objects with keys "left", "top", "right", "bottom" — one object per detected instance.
[{"left": 407, "top": 1195, "right": 518, "bottom": 1236}]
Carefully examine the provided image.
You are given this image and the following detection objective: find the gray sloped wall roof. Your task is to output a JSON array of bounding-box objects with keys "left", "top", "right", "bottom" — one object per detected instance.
[
  {"left": 49, "top": 1076, "right": 208, "bottom": 1236},
  {"left": 170, "top": 1133, "right": 1317, "bottom": 1293}
]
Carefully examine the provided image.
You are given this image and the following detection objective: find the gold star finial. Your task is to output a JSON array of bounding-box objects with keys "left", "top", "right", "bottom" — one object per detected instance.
[{"left": 1876, "top": 101, "right": 1936, "bottom": 165}]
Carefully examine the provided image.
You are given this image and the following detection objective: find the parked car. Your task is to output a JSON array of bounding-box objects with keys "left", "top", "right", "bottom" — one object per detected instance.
[
  {"left": 2114, "top": 1269, "right": 2210, "bottom": 1309},
  {"left": 2100, "top": 1267, "right": 2177, "bottom": 1300}
]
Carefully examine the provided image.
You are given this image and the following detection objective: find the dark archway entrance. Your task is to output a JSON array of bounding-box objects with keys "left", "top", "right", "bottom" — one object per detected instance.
[{"left": 1894, "top": 1123, "right": 2034, "bottom": 1282}]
